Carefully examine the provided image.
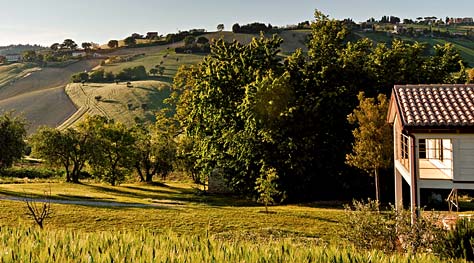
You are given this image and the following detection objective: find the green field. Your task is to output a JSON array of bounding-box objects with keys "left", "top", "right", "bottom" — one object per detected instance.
[
  {"left": 357, "top": 31, "right": 474, "bottom": 66},
  {"left": 99, "top": 50, "right": 205, "bottom": 85},
  {"left": 0, "top": 181, "right": 343, "bottom": 243}
]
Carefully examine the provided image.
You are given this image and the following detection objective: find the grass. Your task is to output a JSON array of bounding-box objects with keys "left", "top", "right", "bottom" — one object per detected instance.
[
  {"left": 0, "top": 181, "right": 344, "bottom": 244},
  {"left": 63, "top": 80, "right": 171, "bottom": 128},
  {"left": 0, "top": 226, "right": 448, "bottom": 263}
]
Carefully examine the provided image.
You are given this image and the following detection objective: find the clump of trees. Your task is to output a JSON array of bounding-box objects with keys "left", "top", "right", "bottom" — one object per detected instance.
[
  {"left": 232, "top": 22, "right": 273, "bottom": 33},
  {"left": 171, "top": 11, "right": 467, "bottom": 201},
  {"left": 30, "top": 115, "right": 176, "bottom": 186},
  {"left": 71, "top": 65, "right": 148, "bottom": 83}
]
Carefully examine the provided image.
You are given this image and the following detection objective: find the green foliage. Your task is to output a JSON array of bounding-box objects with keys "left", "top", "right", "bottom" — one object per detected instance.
[
  {"left": 132, "top": 111, "right": 177, "bottom": 182},
  {"left": 81, "top": 116, "right": 136, "bottom": 186},
  {"left": 173, "top": 10, "right": 468, "bottom": 201},
  {"left": 60, "top": 39, "right": 77, "bottom": 50},
  {"left": 255, "top": 167, "right": 282, "bottom": 213},
  {"left": 124, "top": 36, "right": 137, "bottom": 47},
  {"left": 0, "top": 113, "right": 27, "bottom": 169},
  {"left": 182, "top": 35, "right": 284, "bottom": 195},
  {"left": 183, "top": 35, "right": 196, "bottom": 46},
  {"left": 344, "top": 200, "right": 443, "bottom": 254},
  {"left": 435, "top": 218, "right": 474, "bottom": 261},
  {"left": 89, "top": 69, "right": 105, "bottom": 82},
  {"left": 346, "top": 92, "right": 392, "bottom": 200},
  {"left": 70, "top": 72, "right": 88, "bottom": 83},
  {"left": 116, "top": 65, "right": 148, "bottom": 81},
  {"left": 0, "top": 167, "right": 60, "bottom": 179},
  {"left": 30, "top": 126, "right": 93, "bottom": 183},
  {"left": 107, "top": 40, "right": 119, "bottom": 49}
]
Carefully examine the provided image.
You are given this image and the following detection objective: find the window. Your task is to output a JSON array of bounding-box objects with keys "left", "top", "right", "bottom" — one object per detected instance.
[{"left": 400, "top": 134, "right": 409, "bottom": 169}]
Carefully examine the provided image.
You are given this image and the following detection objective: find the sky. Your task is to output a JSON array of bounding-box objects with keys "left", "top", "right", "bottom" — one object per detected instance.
[{"left": 1, "top": 0, "right": 473, "bottom": 46}]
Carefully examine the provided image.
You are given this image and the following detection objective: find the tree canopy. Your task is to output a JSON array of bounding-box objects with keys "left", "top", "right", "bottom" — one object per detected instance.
[
  {"left": 0, "top": 113, "right": 27, "bottom": 169},
  {"left": 173, "top": 10, "right": 466, "bottom": 200}
]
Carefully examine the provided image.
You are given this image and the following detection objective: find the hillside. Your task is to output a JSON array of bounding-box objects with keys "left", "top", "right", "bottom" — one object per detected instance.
[
  {"left": 0, "top": 59, "right": 101, "bottom": 133},
  {"left": 62, "top": 81, "right": 170, "bottom": 129},
  {"left": 356, "top": 29, "right": 474, "bottom": 66},
  {"left": 0, "top": 44, "right": 46, "bottom": 56}
]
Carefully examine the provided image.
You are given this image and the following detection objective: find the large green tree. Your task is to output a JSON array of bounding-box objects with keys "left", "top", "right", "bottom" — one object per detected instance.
[
  {"left": 346, "top": 92, "right": 393, "bottom": 201},
  {"left": 81, "top": 116, "right": 136, "bottom": 186},
  {"left": 0, "top": 113, "right": 27, "bottom": 169},
  {"left": 132, "top": 112, "right": 177, "bottom": 182},
  {"left": 31, "top": 127, "right": 93, "bottom": 183}
]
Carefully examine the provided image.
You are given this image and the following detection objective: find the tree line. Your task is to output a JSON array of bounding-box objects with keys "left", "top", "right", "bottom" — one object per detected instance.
[{"left": 0, "top": 112, "right": 176, "bottom": 186}]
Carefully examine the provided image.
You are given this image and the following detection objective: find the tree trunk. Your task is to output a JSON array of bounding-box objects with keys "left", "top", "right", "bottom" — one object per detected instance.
[
  {"left": 374, "top": 168, "right": 380, "bottom": 202},
  {"left": 145, "top": 172, "right": 153, "bottom": 183},
  {"left": 135, "top": 163, "right": 145, "bottom": 182}
]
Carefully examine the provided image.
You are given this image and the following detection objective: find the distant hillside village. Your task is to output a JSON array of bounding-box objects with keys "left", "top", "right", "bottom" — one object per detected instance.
[{"left": 1, "top": 15, "right": 473, "bottom": 66}]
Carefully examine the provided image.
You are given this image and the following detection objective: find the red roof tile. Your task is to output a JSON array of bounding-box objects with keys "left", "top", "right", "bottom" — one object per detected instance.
[{"left": 394, "top": 84, "right": 474, "bottom": 127}]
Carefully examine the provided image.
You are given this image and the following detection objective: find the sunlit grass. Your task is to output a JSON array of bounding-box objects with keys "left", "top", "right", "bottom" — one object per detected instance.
[{"left": 0, "top": 226, "right": 448, "bottom": 263}]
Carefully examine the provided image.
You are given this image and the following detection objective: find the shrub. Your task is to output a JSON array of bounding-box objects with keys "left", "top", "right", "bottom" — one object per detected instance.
[
  {"left": 435, "top": 218, "right": 474, "bottom": 261},
  {"left": 0, "top": 167, "right": 61, "bottom": 179},
  {"left": 344, "top": 199, "right": 442, "bottom": 253}
]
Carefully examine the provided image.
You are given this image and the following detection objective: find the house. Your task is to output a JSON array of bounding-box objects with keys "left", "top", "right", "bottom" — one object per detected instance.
[
  {"left": 388, "top": 84, "right": 474, "bottom": 221},
  {"left": 72, "top": 51, "right": 86, "bottom": 57},
  {"left": 5, "top": 54, "right": 22, "bottom": 62}
]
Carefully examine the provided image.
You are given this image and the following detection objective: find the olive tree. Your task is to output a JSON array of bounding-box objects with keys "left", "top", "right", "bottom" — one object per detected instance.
[{"left": 30, "top": 127, "right": 93, "bottom": 183}]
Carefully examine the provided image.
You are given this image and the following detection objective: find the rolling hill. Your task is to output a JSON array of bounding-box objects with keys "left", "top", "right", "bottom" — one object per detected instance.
[{"left": 0, "top": 29, "right": 472, "bottom": 134}]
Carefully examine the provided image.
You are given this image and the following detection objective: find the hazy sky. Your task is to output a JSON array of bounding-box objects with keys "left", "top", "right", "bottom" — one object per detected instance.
[{"left": 1, "top": 0, "right": 473, "bottom": 46}]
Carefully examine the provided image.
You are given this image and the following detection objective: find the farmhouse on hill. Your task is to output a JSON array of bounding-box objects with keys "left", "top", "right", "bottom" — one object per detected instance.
[{"left": 388, "top": 84, "right": 474, "bottom": 220}]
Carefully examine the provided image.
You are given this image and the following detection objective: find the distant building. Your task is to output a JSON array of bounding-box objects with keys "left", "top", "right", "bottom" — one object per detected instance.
[
  {"left": 146, "top": 32, "right": 158, "bottom": 39},
  {"left": 5, "top": 54, "right": 21, "bottom": 62},
  {"left": 448, "top": 17, "right": 473, "bottom": 25},
  {"left": 72, "top": 51, "right": 86, "bottom": 57}
]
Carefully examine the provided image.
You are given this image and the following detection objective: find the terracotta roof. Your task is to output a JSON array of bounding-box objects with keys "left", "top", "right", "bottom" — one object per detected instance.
[{"left": 394, "top": 84, "right": 474, "bottom": 127}]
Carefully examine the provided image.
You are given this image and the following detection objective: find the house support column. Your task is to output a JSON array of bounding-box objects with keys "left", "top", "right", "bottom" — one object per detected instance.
[
  {"left": 409, "top": 135, "right": 419, "bottom": 224},
  {"left": 394, "top": 170, "right": 403, "bottom": 210}
]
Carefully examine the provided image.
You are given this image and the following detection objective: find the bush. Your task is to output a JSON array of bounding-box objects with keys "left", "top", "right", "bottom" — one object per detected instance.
[
  {"left": 0, "top": 167, "right": 61, "bottom": 179},
  {"left": 344, "top": 199, "right": 443, "bottom": 253},
  {"left": 435, "top": 218, "right": 474, "bottom": 261}
]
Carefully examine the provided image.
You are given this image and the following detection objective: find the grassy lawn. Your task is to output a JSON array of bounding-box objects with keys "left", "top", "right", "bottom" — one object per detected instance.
[
  {"left": 63, "top": 80, "right": 171, "bottom": 128},
  {"left": 0, "top": 181, "right": 345, "bottom": 244}
]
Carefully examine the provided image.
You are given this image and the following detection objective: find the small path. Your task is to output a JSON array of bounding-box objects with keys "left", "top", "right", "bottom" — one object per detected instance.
[{"left": 0, "top": 195, "right": 166, "bottom": 208}]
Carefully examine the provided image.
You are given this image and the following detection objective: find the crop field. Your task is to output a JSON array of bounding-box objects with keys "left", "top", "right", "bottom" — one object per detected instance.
[
  {"left": 0, "top": 226, "right": 446, "bottom": 263},
  {"left": 63, "top": 81, "right": 170, "bottom": 128},
  {"left": 0, "top": 63, "right": 41, "bottom": 88},
  {"left": 0, "top": 59, "right": 101, "bottom": 133},
  {"left": 0, "top": 181, "right": 454, "bottom": 262}
]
